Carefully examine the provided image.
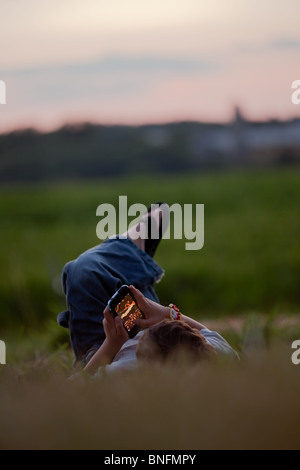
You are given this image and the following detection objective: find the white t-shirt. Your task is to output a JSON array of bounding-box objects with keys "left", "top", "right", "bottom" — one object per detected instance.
[{"left": 94, "top": 327, "right": 239, "bottom": 377}]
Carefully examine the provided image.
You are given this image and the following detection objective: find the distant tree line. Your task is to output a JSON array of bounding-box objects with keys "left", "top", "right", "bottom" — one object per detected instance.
[{"left": 0, "top": 121, "right": 299, "bottom": 183}]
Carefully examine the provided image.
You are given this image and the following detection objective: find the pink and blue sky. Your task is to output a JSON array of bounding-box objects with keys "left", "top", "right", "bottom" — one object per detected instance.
[{"left": 1, "top": 0, "right": 300, "bottom": 133}]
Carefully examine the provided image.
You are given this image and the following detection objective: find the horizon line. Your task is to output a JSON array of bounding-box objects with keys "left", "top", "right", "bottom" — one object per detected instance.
[{"left": 2, "top": 113, "right": 300, "bottom": 136}]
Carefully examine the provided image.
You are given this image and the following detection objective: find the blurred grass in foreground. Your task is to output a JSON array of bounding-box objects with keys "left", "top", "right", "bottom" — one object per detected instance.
[{"left": 0, "top": 340, "right": 299, "bottom": 450}]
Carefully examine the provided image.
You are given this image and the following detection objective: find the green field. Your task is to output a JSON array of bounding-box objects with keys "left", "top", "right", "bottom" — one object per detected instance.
[
  {"left": 1, "top": 167, "right": 300, "bottom": 327},
  {"left": 0, "top": 167, "right": 299, "bottom": 356},
  {"left": 1, "top": 168, "right": 300, "bottom": 450}
]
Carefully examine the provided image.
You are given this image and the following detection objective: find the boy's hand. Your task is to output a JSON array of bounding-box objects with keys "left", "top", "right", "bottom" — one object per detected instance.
[
  {"left": 103, "top": 306, "right": 129, "bottom": 351},
  {"left": 129, "top": 285, "right": 169, "bottom": 328},
  {"left": 82, "top": 309, "right": 128, "bottom": 376}
]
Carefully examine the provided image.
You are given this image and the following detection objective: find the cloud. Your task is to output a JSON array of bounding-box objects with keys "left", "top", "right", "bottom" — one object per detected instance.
[
  {"left": 1, "top": 55, "right": 218, "bottom": 77},
  {"left": 269, "top": 38, "right": 300, "bottom": 50},
  {"left": 234, "top": 37, "right": 300, "bottom": 55},
  {"left": 0, "top": 55, "right": 220, "bottom": 107}
]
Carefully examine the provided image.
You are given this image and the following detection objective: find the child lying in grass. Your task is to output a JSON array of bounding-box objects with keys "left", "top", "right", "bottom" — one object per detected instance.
[
  {"left": 81, "top": 285, "right": 239, "bottom": 378},
  {"left": 59, "top": 202, "right": 238, "bottom": 375}
]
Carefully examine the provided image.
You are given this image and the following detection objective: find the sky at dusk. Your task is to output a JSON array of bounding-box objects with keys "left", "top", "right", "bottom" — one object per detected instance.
[{"left": 1, "top": 0, "right": 300, "bottom": 133}]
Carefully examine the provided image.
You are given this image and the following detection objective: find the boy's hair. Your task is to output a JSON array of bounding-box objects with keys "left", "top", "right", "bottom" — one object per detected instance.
[{"left": 136, "top": 319, "right": 216, "bottom": 364}]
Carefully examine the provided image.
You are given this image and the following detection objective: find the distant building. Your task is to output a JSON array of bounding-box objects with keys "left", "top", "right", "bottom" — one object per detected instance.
[{"left": 189, "top": 108, "right": 300, "bottom": 166}]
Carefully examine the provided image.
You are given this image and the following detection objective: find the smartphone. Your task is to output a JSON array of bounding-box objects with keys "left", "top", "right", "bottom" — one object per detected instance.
[{"left": 108, "top": 285, "right": 145, "bottom": 338}]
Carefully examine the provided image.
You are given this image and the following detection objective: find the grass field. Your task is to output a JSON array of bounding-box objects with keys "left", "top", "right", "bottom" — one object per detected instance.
[
  {"left": 1, "top": 167, "right": 300, "bottom": 327},
  {"left": 0, "top": 167, "right": 300, "bottom": 449},
  {"left": 1, "top": 345, "right": 300, "bottom": 450}
]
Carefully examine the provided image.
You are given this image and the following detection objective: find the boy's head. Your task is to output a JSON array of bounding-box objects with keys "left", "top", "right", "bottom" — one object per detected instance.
[{"left": 136, "top": 319, "right": 216, "bottom": 365}]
